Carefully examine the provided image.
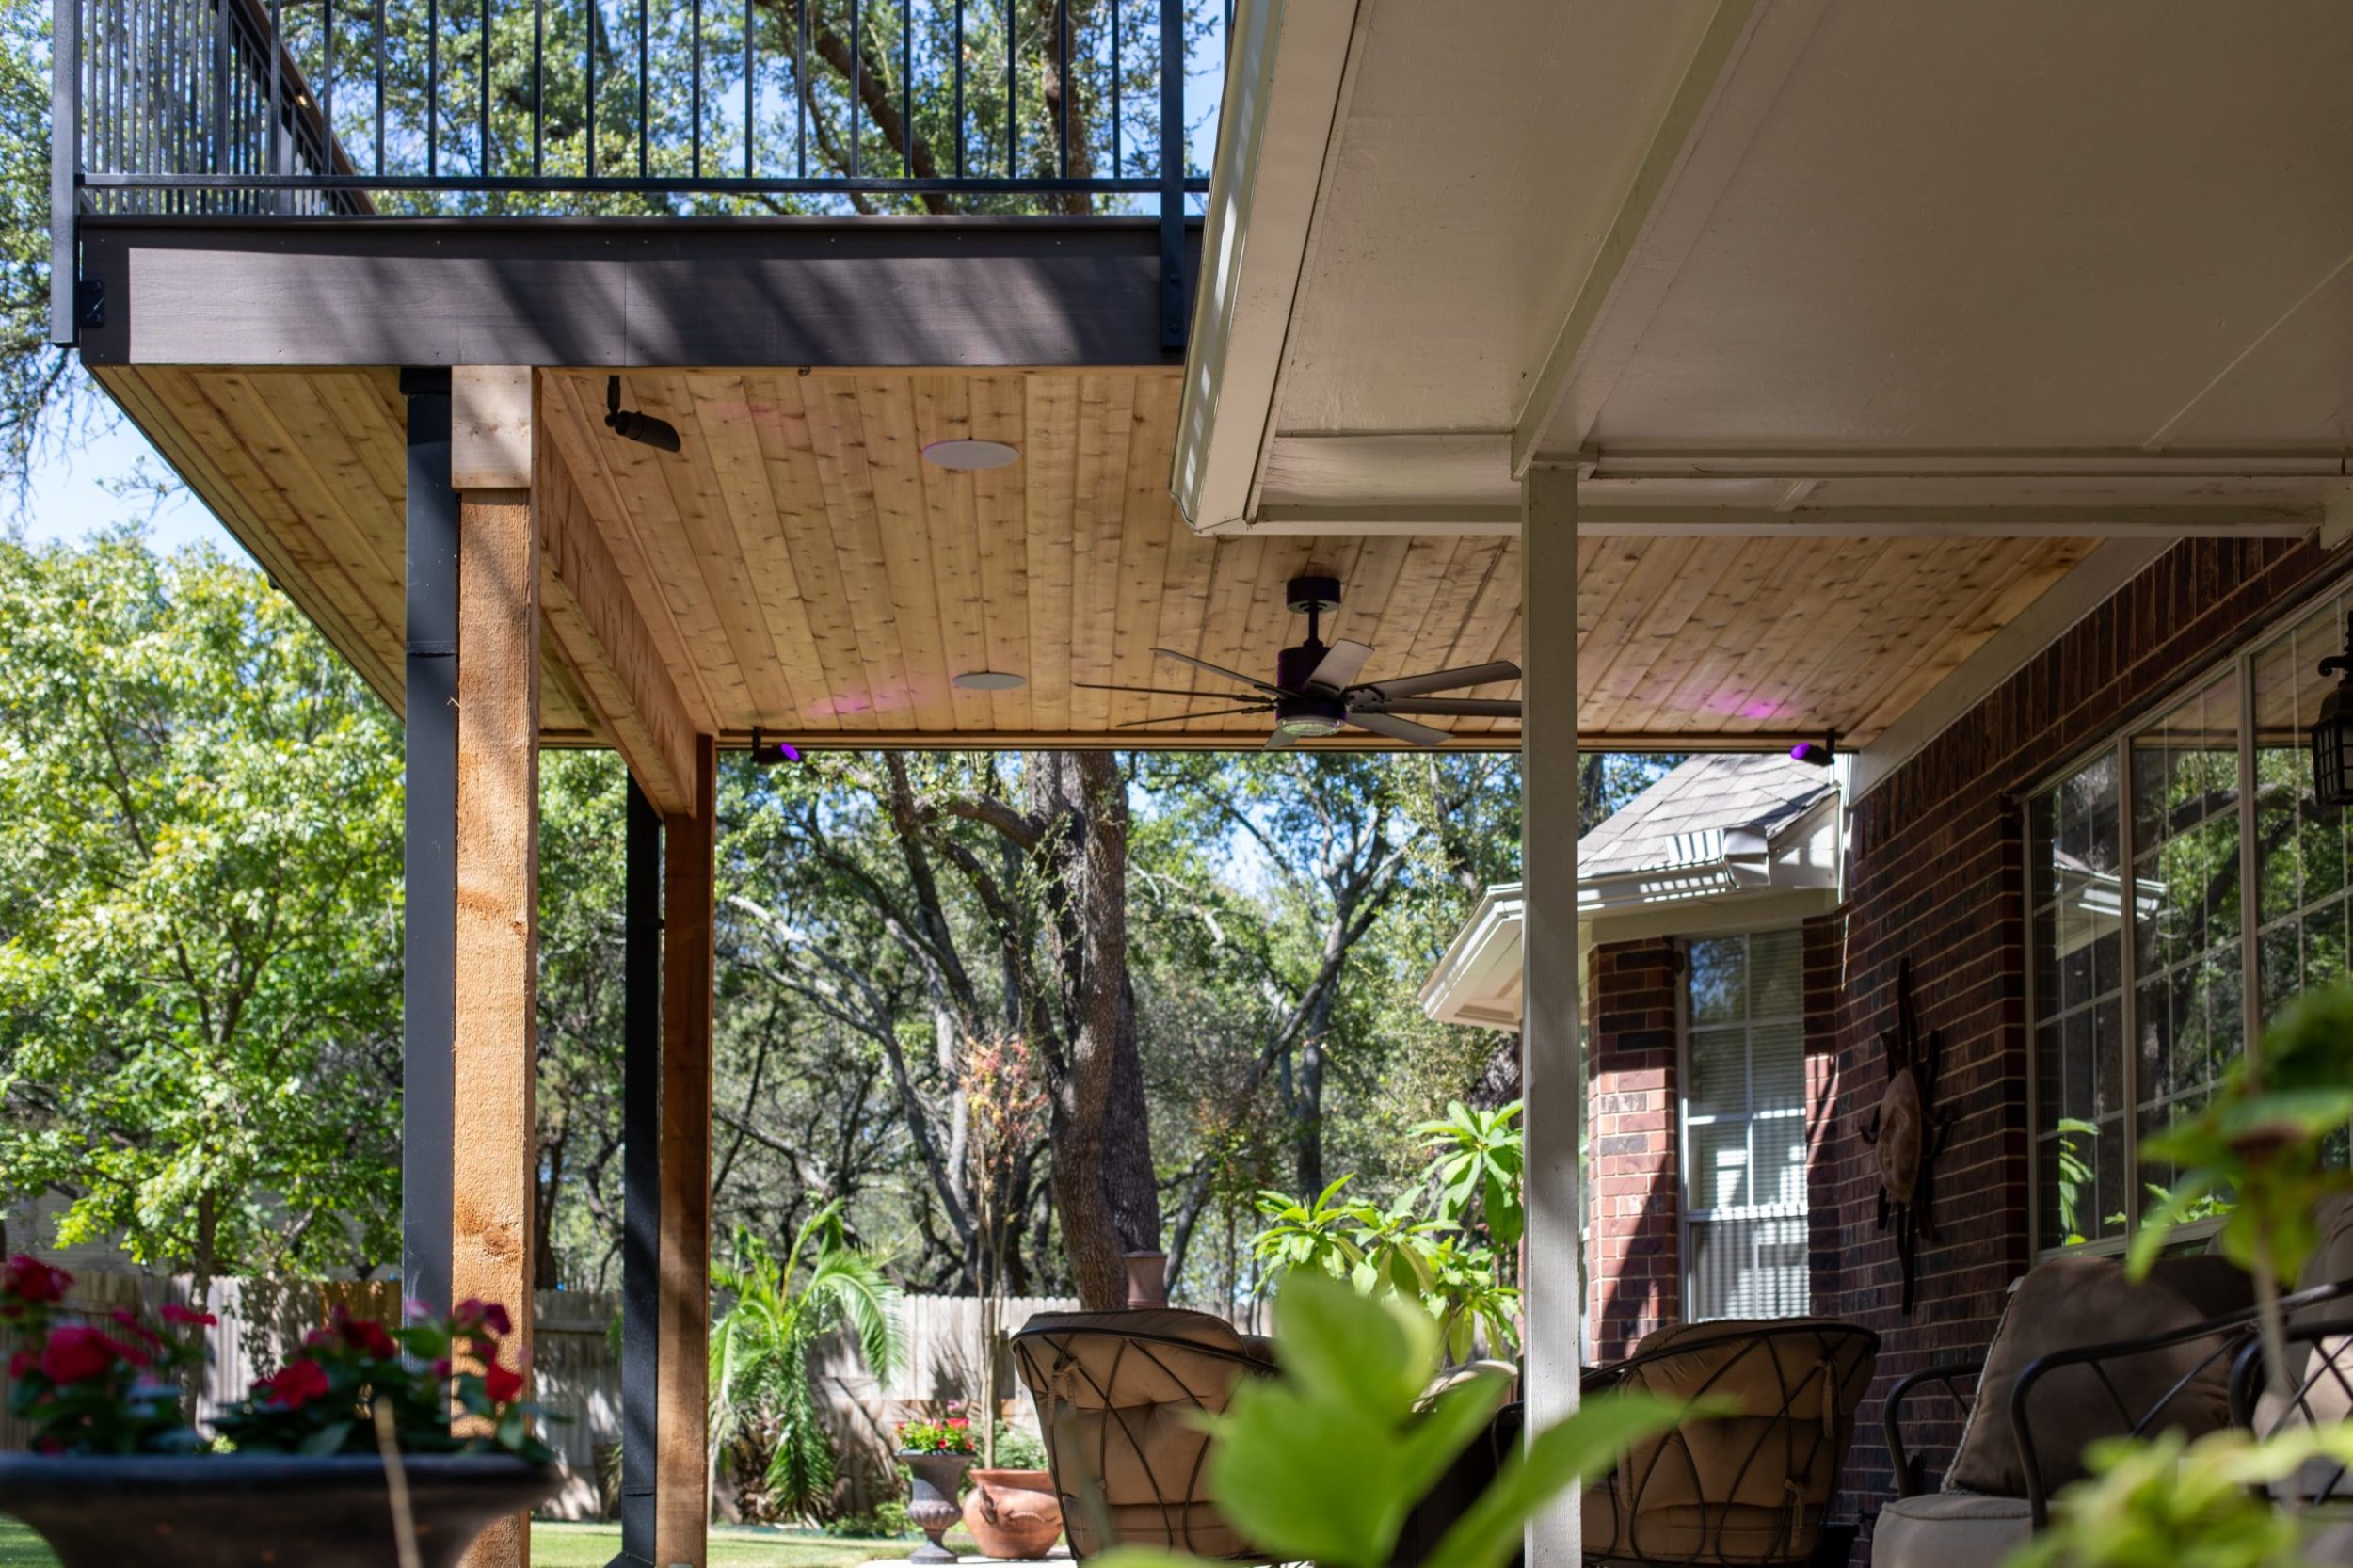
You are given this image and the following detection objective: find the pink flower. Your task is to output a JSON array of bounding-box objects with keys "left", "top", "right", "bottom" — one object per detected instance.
[
  {"left": 7, "top": 1350, "right": 32, "bottom": 1380},
  {"left": 329, "top": 1305, "right": 398, "bottom": 1360},
  {"left": 455, "top": 1299, "right": 513, "bottom": 1338},
  {"left": 161, "top": 1304, "right": 216, "bottom": 1329},
  {"left": 39, "top": 1327, "right": 121, "bottom": 1385},
  {"left": 263, "top": 1358, "right": 331, "bottom": 1410},
  {"left": 2, "top": 1256, "right": 70, "bottom": 1307},
  {"left": 110, "top": 1309, "right": 162, "bottom": 1348}
]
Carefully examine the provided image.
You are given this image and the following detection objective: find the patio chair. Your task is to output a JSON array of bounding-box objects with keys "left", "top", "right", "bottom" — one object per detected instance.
[
  {"left": 1577, "top": 1318, "right": 1880, "bottom": 1567},
  {"left": 1010, "top": 1308, "right": 1277, "bottom": 1560},
  {"left": 1875, "top": 1251, "right": 2281, "bottom": 1568}
]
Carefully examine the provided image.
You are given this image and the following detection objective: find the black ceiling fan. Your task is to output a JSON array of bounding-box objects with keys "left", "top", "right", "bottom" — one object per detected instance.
[{"left": 1075, "top": 575, "right": 1522, "bottom": 749}]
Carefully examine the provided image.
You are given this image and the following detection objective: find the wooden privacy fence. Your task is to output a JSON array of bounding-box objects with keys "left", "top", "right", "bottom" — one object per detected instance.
[{"left": 0, "top": 1279, "right": 1137, "bottom": 1519}]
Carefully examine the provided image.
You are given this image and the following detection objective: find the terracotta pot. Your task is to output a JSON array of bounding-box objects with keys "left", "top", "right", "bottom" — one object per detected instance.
[
  {"left": 900, "top": 1448, "right": 974, "bottom": 1565},
  {"left": 962, "top": 1466, "right": 1063, "bottom": 1560},
  {"left": 0, "top": 1453, "right": 562, "bottom": 1568}
]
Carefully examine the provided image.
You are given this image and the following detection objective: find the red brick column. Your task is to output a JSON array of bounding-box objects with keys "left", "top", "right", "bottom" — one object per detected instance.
[{"left": 1586, "top": 937, "right": 1682, "bottom": 1363}]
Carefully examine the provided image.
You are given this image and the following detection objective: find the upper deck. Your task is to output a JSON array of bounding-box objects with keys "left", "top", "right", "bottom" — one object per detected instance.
[{"left": 50, "top": 0, "right": 1221, "bottom": 359}]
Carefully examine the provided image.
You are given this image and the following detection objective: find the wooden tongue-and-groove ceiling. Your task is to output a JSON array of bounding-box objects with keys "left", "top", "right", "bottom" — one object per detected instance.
[{"left": 94, "top": 362, "right": 2098, "bottom": 751}]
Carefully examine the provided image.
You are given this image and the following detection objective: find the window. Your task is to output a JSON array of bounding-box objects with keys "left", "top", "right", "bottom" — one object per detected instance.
[
  {"left": 1682, "top": 930, "right": 1809, "bottom": 1320},
  {"left": 2030, "top": 585, "right": 2353, "bottom": 1255}
]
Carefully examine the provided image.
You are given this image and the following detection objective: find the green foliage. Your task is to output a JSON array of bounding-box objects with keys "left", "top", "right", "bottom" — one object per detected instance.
[
  {"left": 1417, "top": 1100, "right": 1524, "bottom": 1250},
  {"left": 2007, "top": 1424, "right": 2353, "bottom": 1568},
  {"left": 710, "top": 1202, "right": 904, "bottom": 1519},
  {"left": 988, "top": 1420, "right": 1047, "bottom": 1471},
  {"left": 0, "top": 538, "right": 404, "bottom": 1280},
  {"left": 2130, "top": 981, "right": 2353, "bottom": 1288},
  {"left": 0, "top": 0, "right": 93, "bottom": 485},
  {"left": 1251, "top": 1099, "right": 1526, "bottom": 1363},
  {"left": 1094, "top": 1270, "right": 1686, "bottom": 1568}
]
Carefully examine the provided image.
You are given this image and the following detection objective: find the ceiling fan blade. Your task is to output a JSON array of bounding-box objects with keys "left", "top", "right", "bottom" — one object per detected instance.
[
  {"left": 1114, "top": 703, "right": 1275, "bottom": 727},
  {"left": 1304, "top": 639, "right": 1373, "bottom": 693},
  {"left": 1353, "top": 696, "right": 1522, "bottom": 718},
  {"left": 1153, "top": 648, "right": 1283, "bottom": 696},
  {"left": 1072, "top": 680, "right": 1264, "bottom": 701},
  {"left": 1349, "top": 660, "right": 1523, "bottom": 701},
  {"left": 1263, "top": 728, "right": 1299, "bottom": 751},
  {"left": 1346, "top": 711, "right": 1452, "bottom": 747}
]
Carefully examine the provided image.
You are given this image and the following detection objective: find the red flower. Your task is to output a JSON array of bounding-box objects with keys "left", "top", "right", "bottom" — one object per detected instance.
[
  {"left": 7, "top": 1350, "right": 32, "bottom": 1380},
  {"left": 161, "top": 1304, "right": 216, "bottom": 1329},
  {"left": 39, "top": 1326, "right": 121, "bottom": 1385},
  {"left": 329, "top": 1305, "right": 399, "bottom": 1360},
  {"left": 946, "top": 1418, "right": 969, "bottom": 1429},
  {"left": 455, "top": 1299, "right": 513, "bottom": 1338},
  {"left": 2, "top": 1256, "right": 70, "bottom": 1306},
  {"left": 430, "top": 1357, "right": 453, "bottom": 1379},
  {"left": 483, "top": 1362, "right": 524, "bottom": 1404},
  {"left": 109, "top": 1309, "right": 163, "bottom": 1349},
  {"left": 263, "top": 1358, "right": 331, "bottom": 1410}
]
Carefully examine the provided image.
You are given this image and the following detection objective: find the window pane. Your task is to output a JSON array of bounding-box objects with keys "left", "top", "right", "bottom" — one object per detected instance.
[
  {"left": 1687, "top": 1028, "right": 1747, "bottom": 1119},
  {"left": 1688, "top": 938, "right": 1746, "bottom": 1025},
  {"left": 1751, "top": 1022, "right": 1804, "bottom": 1116},
  {"left": 2028, "top": 746, "right": 2129, "bottom": 1253},
  {"left": 1750, "top": 929, "right": 1803, "bottom": 1018},
  {"left": 1690, "top": 1121, "right": 1750, "bottom": 1211}
]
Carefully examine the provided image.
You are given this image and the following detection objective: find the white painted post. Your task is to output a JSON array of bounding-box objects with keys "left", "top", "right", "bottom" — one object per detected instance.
[{"left": 1521, "top": 464, "right": 1581, "bottom": 1568}]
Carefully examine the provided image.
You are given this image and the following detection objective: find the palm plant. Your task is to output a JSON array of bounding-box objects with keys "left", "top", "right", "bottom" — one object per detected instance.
[{"left": 709, "top": 1201, "right": 904, "bottom": 1522}]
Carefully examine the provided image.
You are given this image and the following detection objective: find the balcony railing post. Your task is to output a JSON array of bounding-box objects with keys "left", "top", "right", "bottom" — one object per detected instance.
[
  {"left": 50, "top": 0, "right": 78, "bottom": 344},
  {"left": 1158, "top": 0, "right": 1184, "bottom": 347}
]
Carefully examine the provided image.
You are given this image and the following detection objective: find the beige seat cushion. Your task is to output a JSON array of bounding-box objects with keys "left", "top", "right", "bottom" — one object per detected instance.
[
  {"left": 1945, "top": 1254, "right": 2244, "bottom": 1496},
  {"left": 1869, "top": 1492, "right": 2030, "bottom": 1568}
]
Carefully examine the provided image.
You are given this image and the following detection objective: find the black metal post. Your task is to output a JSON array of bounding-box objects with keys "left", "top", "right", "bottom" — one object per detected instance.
[
  {"left": 1158, "top": 0, "right": 1184, "bottom": 348},
  {"left": 401, "top": 368, "right": 457, "bottom": 1323},
  {"left": 612, "top": 776, "right": 664, "bottom": 1568}
]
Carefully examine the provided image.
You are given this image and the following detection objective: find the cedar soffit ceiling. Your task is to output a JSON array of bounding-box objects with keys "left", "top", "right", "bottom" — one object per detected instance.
[{"left": 101, "top": 362, "right": 2097, "bottom": 750}]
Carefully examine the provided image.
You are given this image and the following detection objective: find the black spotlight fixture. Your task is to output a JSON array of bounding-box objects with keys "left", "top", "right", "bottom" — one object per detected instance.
[
  {"left": 2313, "top": 616, "right": 2353, "bottom": 808},
  {"left": 605, "top": 375, "right": 681, "bottom": 453},
  {"left": 1790, "top": 729, "right": 1837, "bottom": 767},
  {"left": 747, "top": 727, "right": 801, "bottom": 766}
]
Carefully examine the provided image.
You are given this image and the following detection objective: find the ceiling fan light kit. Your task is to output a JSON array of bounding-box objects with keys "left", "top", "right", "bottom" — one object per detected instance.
[{"left": 1072, "top": 573, "right": 1523, "bottom": 749}]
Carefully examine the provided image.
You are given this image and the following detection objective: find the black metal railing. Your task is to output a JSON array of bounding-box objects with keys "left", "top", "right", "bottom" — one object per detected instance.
[{"left": 51, "top": 0, "right": 1222, "bottom": 332}]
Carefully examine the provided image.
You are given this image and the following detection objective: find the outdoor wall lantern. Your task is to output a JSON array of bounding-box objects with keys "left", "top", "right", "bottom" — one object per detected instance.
[{"left": 2314, "top": 614, "right": 2353, "bottom": 808}]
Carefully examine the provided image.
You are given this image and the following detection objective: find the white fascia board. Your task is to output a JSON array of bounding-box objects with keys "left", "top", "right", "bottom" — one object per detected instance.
[{"left": 1170, "top": 0, "right": 1359, "bottom": 535}]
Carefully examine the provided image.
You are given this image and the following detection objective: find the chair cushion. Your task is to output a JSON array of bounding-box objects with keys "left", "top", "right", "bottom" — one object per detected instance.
[
  {"left": 1869, "top": 1492, "right": 2030, "bottom": 1568},
  {"left": 1944, "top": 1254, "right": 2241, "bottom": 1497}
]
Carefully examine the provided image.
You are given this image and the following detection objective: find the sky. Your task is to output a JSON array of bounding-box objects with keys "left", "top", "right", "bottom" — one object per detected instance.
[{"left": 13, "top": 409, "right": 230, "bottom": 555}]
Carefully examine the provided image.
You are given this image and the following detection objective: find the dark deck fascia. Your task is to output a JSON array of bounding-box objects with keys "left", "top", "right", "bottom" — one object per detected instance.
[{"left": 75, "top": 214, "right": 1201, "bottom": 369}]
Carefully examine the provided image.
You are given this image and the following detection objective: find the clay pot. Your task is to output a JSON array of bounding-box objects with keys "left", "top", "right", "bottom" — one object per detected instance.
[
  {"left": 0, "top": 1454, "right": 563, "bottom": 1568},
  {"left": 962, "top": 1466, "right": 1063, "bottom": 1560}
]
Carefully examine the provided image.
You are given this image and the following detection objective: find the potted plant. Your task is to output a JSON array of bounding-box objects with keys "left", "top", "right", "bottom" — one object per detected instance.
[
  {"left": 962, "top": 1421, "right": 1062, "bottom": 1560},
  {"left": 897, "top": 1413, "right": 977, "bottom": 1564},
  {"left": 0, "top": 1256, "right": 562, "bottom": 1568}
]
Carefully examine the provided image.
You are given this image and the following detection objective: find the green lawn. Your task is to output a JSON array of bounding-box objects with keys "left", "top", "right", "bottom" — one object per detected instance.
[{"left": 0, "top": 1518, "right": 920, "bottom": 1567}]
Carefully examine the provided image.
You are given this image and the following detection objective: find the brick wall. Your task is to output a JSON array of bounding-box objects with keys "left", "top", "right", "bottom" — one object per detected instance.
[
  {"left": 1586, "top": 937, "right": 1681, "bottom": 1360},
  {"left": 1824, "top": 536, "right": 2338, "bottom": 1554}
]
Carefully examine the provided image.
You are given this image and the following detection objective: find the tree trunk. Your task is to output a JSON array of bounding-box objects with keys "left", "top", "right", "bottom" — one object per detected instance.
[
  {"left": 1105, "top": 973, "right": 1163, "bottom": 1272},
  {"left": 1027, "top": 751, "right": 1140, "bottom": 1310}
]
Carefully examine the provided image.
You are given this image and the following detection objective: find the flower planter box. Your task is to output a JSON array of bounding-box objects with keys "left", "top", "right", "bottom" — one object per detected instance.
[{"left": 0, "top": 1452, "right": 562, "bottom": 1568}]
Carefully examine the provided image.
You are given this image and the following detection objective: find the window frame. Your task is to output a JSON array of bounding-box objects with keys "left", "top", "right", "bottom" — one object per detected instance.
[
  {"left": 2024, "top": 584, "right": 2345, "bottom": 1258},
  {"left": 1675, "top": 927, "right": 1811, "bottom": 1321}
]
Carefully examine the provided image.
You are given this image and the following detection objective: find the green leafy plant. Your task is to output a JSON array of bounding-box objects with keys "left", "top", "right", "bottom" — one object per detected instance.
[
  {"left": 210, "top": 1296, "right": 554, "bottom": 1461},
  {"left": 2009, "top": 1425, "right": 2353, "bottom": 1568},
  {"left": 2129, "top": 981, "right": 2353, "bottom": 1391},
  {"left": 1091, "top": 1269, "right": 1689, "bottom": 1568},
  {"left": 990, "top": 1419, "right": 1048, "bottom": 1470},
  {"left": 0, "top": 1256, "right": 209, "bottom": 1455},
  {"left": 708, "top": 1202, "right": 904, "bottom": 1520},
  {"left": 1417, "top": 1100, "right": 1525, "bottom": 1251}
]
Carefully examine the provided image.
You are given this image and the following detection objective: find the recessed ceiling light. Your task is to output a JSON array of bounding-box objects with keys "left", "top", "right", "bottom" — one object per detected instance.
[
  {"left": 922, "top": 439, "right": 1020, "bottom": 472},
  {"left": 952, "top": 670, "right": 1027, "bottom": 692}
]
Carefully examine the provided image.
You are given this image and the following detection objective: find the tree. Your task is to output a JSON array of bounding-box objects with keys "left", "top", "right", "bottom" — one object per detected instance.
[
  {"left": 0, "top": 0, "right": 98, "bottom": 488},
  {"left": 0, "top": 536, "right": 406, "bottom": 1297}
]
